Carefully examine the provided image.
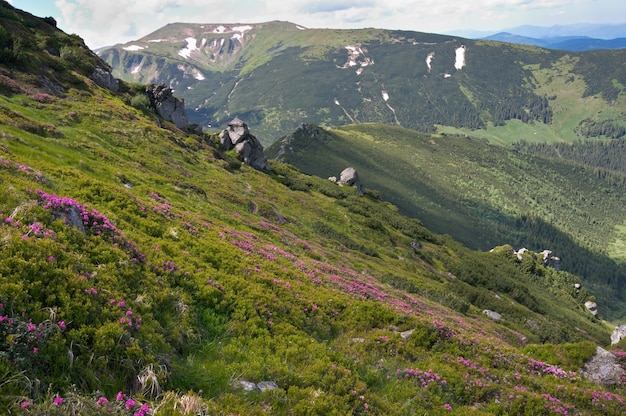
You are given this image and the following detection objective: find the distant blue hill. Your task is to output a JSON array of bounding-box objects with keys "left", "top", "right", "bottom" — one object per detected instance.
[{"left": 482, "top": 32, "right": 626, "bottom": 51}]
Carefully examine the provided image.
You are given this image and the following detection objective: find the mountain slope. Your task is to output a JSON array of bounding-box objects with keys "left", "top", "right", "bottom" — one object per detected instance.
[
  {"left": 2, "top": 2, "right": 625, "bottom": 415},
  {"left": 100, "top": 22, "right": 626, "bottom": 145},
  {"left": 267, "top": 123, "right": 626, "bottom": 319}
]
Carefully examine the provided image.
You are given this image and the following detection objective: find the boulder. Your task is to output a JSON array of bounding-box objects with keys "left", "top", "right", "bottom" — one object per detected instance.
[
  {"left": 611, "top": 324, "right": 626, "bottom": 345},
  {"left": 219, "top": 118, "right": 270, "bottom": 171},
  {"left": 338, "top": 167, "right": 364, "bottom": 195},
  {"left": 585, "top": 301, "right": 599, "bottom": 316},
  {"left": 145, "top": 84, "right": 189, "bottom": 131},
  {"left": 581, "top": 346, "right": 626, "bottom": 386},
  {"left": 483, "top": 310, "right": 502, "bottom": 320}
]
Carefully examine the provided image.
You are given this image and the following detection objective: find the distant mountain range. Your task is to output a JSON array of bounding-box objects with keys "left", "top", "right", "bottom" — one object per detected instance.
[
  {"left": 481, "top": 33, "right": 626, "bottom": 51},
  {"left": 451, "top": 23, "right": 626, "bottom": 51}
]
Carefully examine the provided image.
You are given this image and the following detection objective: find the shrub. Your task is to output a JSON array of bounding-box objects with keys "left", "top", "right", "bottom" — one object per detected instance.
[{"left": 130, "top": 93, "right": 151, "bottom": 113}]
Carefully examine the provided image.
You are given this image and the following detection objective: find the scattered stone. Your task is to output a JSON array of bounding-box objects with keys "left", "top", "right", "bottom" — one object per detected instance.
[
  {"left": 338, "top": 167, "right": 364, "bottom": 195},
  {"left": 219, "top": 118, "right": 270, "bottom": 171},
  {"left": 611, "top": 324, "right": 626, "bottom": 345},
  {"left": 483, "top": 310, "right": 502, "bottom": 321},
  {"left": 581, "top": 346, "right": 626, "bottom": 386},
  {"left": 350, "top": 338, "right": 365, "bottom": 343},
  {"left": 574, "top": 283, "right": 581, "bottom": 290},
  {"left": 145, "top": 84, "right": 189, "bottom": 131},
  {"left": 234, "top": 380, "right": 280, "bottom": 392}
]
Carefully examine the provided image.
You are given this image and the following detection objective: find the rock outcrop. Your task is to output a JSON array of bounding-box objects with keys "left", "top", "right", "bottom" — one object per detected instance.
[
  {"left": 585, "top": 301, "right": 599, "bottom": 316},
  {"left": 219, "top": 118, "right": 270, "bottom": 171},
  {"left": 338, "top": 167, "right": 364, "bottom": 195},
  {"left": 540, "top": 249, "right": 561, "bottom": 270},
  {"left": 611, "top": 324, "right": 626, "bottom": 345},
  {"left": 581, "top": 346, "right": 625, "bottom": 386},
  {"left": 90, "top": 64, "right": 119, "bottom": 92},
  {"left": 145, "top": 84, "right": 188, "bottom": 131}
]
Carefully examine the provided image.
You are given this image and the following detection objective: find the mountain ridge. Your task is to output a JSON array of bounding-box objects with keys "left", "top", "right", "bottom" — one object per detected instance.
[{"left": 101, "top": 21, "right": 626, "bottom": 144}]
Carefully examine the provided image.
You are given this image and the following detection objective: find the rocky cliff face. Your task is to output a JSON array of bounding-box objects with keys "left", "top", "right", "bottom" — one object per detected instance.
[{"left": 145, "top": 84, "right": 189, "bottom": 131}]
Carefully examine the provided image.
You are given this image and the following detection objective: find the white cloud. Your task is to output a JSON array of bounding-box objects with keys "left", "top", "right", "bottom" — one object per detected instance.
[{"left": 8, "top": 0, "right": 624, "bottom": 49}]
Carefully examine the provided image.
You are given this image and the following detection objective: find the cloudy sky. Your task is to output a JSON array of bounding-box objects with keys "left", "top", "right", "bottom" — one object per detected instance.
[{"left": 6, "top": 0, "right": 625, "bottom": 49}]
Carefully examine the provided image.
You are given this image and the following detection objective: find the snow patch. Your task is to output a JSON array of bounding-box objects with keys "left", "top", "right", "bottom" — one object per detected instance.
[
  {"left": 131, "top": 64, "right": 142, "bottom": 74},
  {"left": 382, "top": 91, "right": 389, "bottom": 101},
  {"left": 443, "top": 73, "right": 452, "bottom": 78},
  {"left": 148, "top": 39, "right": 165, "bottom": 43},
  {"left": 334, "top": 98, "right": 341, "bottom": 105},
  {"left": 178, "top": 37, "right": 199, "bottom": 59},
  {"left": 214, "top": 25, "right": 226, "bottom": 33},
  {"left": 123, "top": 45, "right": 145, "bottom": 51},
  {"left": 194, "top": 71, "right": 205, "bottom": 80},
  {"left": 454, "top": 45, "right": 466, "bottom": 70},
  {"left": 296, "top": 25, "right": 306, "bottom": 30},
  {"left": 426, "top": 52, "right": 435, "bottom": 72},
  {"left": 232, "top": 25, "right": 253, "bottom": 33},
  {"left": 339, "top": 45, "right": 374, "bottom": 73}
]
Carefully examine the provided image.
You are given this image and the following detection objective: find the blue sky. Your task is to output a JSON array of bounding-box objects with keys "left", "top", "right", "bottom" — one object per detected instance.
[{"left": 6, "top": 0, "right": 625, "bottom": 49}]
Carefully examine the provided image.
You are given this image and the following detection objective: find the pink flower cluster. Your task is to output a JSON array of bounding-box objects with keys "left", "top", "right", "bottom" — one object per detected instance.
[
  {"left": 400, "top": 368, "right": 447, "bottom": 388},
  {"left": 110, "top": 299, "right": 142, "bottom": 331},
  {"left": 0, "top": 157, "right": 46, "bottom": 183},
  {"left": 35, "top": 190, "right": 144, "bottom": 262}
]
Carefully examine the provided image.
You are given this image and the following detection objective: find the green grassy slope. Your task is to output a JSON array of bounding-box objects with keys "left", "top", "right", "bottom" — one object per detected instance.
[
  {"left": 2, "top": 2, "right": 626, "bottom": 414},
  {"left": 267, "top": 123, "right": 626, "bottom": 319}
]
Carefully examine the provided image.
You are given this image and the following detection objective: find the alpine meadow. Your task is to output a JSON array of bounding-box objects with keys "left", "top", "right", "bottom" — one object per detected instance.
[{"left": 2, "top": 1, "right": 626, "bottom": 415}]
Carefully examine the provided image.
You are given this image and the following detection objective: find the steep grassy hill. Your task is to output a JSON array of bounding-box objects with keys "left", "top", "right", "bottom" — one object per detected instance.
[
  {"left": 267, "top": 123, "right": 626, "bottom": 319},
  {"left": 2, "top": 2, "right": 626, "bottom": 415},
  {"left": 100, "top": 20, "right": 626, "bottom": 145}
]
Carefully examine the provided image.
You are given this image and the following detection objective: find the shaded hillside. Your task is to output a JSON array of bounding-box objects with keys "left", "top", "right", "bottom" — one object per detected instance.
[
  {"left": 2, "top": 2, "right": 626, "bottom": 415},
  {"left": 100, "top": 21, "right": 626, "bottom": 145},
  {"left": 267, "top": 123, "right": 626, "bottom": 319}
]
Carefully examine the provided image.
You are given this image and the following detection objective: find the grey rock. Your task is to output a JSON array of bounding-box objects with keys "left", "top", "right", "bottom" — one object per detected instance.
[
  {"left": 483, "top": 310, "right": 502, "bottom": 320},
  {"left": 338, "top": 167, "right": 364, "bottom": 195},
  {"left": 581, "top": 346, "right": 626, "bottom": 386},
  {"left": 541, "top": 249, "right": 561, "bottom": 270},
  {"left": 238, "top": 381, "right": 258, "bottom": 391},
  {"left": 146, "top": 84, "right": 189, "bottom": 131},
  {"left": 219, "top": 118, "right": 270, "bottom": 171},
  {"left": 51, "top": 204, "right": 85, "bottom": 233},
  {"left": 611, "top": 324, "right": 626, "bottom": 345},
  {"left": 257, "top": 381, "right": 279, "bottom": 392},
  {"left": 90, "top": 65, "right": 119, "bottom": 92},
  {"left": 399, "top": 329, "right": 414, "bottom": 340}
]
